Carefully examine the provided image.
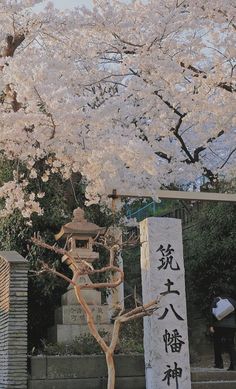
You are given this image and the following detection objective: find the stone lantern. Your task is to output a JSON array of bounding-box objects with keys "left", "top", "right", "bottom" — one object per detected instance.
[
  {"left": 48, "top": 208, "right": 112, "bottom": 343},
  {"left": 55, "top": 207, "right": 106, "bottom": 270}
]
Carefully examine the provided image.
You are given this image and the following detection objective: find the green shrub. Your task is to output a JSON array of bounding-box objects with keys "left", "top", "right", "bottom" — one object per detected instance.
[
  {"left": 38, "top": 331, "right": 108, "bottom": 356},
  {"left": 34, "top": 321, "right": 144, "bottom": 356}
]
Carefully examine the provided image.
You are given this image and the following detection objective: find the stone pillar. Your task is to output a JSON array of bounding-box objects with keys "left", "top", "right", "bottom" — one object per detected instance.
[
  {"left": 140, "top": 218, "right": 191, "bottom": 389},
  {"left": 0, "top": 251, "right": 29, "bottom": 389}
]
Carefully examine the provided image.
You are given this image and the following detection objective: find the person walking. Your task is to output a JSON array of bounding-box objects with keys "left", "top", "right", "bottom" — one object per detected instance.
[{"left": 210, "top": 295, "right": 236, "bottom": 370}]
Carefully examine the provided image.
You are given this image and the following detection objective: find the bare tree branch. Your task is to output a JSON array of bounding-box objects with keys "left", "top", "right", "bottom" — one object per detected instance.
[
  {"left": 220, "top": 147, "right": 236, "bottom": 169},
  {"left": 31, "top": 235, "right": 160, "bottom": 389}
]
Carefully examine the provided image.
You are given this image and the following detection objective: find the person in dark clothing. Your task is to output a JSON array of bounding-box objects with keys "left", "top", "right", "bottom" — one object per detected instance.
[{"left": 210, "top": 296, "right": 236, "bottom": 370}]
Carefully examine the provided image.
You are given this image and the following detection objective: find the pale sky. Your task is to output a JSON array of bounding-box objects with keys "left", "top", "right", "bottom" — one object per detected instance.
[
  {"left": 35, "top": 0, "right": 93, "bottom": 10},
  {"left": 39, "top": 0, "right": 132, "bottom": 10},
  {"left": 53, "top": 0, "right": 93, "bottom": 8}
]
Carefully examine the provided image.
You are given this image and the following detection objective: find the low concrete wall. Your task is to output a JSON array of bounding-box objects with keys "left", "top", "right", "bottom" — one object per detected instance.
[
  {"left": 28, "top": 355, "right": 236, "bottom": 389},
  {"left": 28, "top": 354, "right": 146, "bottom": 389}
]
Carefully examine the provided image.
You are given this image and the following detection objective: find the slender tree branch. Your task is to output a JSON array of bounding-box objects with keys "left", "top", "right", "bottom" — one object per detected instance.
[
  {"left": 154, "top": 90, "right": 186, "bottom": 118},
  {"left": 193, "top": 130, "right": 225, "bottom": 162},
  {"left": 220, "top": 147, "right": 236, "bottom": 169},
  {"left": 112, "top": 32, "right": 145, "bottom": 48},
  {"left": 180, "top": 61, "right": 235, "bottom": 92},
  {"left": 155, "top": 151, "right": 172, "bottom": 163},
  {"left": 33, "top": 87, "right": 56, "bottom": 139}
]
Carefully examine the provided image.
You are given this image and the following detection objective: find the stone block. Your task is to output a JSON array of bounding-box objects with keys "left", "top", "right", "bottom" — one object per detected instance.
[
  {"left": 29, "top": 355, "right": 145, "bottom": 380},
  {"left": 55, "top": 305, "right": 111, "bottom": 325},
  {"left": 114, "top": 376, "right": 146, "bottom": 389},
  {"left": 28, "top": 377, "right": 146, "bottom": 389},
  {"left": 28, "top": 378, "right": 103, "bottom": 389},
  {"left": 115, "top": 355, "right": 145, "bottom": 377},
  {"left": 47, "top": 355, "right": 107, "bottom": 379},
  {"left": 30, "top": 356, "right": 47, "bottom": 379},
  {"left": 61, "top": 288, "right": 101, "bottom": 306},
  {"left": 48, "top": 323, "right": 113, "bottom": 343}
]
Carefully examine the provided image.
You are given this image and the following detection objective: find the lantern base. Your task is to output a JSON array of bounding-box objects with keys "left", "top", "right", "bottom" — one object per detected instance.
[{"left": 47, "top": 278, "right": 113, "bottom": 343}]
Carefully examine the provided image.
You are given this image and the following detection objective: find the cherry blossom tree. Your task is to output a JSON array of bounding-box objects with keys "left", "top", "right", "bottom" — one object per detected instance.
[{"left": 0, "top": 0, "right": 235, "bottom": 218}]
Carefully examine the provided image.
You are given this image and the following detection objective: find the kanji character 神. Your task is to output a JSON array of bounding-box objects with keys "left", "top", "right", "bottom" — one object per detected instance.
[{"left": 162, "top": 362, "right": 182, "bottom": 388}]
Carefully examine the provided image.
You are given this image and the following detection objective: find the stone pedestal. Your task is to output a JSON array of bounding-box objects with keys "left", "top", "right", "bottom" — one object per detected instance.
[{"left": 48, "top": 287, "right": 113, "bottom": 343}]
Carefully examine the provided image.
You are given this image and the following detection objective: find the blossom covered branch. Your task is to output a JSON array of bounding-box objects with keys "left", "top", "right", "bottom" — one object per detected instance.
[{"left": 0, "top": 0, "right": 235, "bottom": 217}]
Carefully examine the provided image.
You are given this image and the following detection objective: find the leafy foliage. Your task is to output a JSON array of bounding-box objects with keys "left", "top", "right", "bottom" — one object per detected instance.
[
  {"left": 119, "top": 319, "right": 144, "bottom": 354},
  {"left": 0, "top": 158, "right": 122, "bottom": 350},
  {"left": 39, "top": 331, "right": 107, "bottom": 356},
  {"left": 0, "top": 165, "right": 86, "bottom": 348},
  {"left": 184, "top": 202, "right": 236, "bottom": 321}
]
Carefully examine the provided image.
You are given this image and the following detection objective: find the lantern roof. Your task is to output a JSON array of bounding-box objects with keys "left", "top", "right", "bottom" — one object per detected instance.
[{"left": 55, "top": 208, "right": 106, "bottom": 241}]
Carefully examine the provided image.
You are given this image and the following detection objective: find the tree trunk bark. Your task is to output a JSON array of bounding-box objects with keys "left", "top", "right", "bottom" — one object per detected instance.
[{"left": 106, "top": 350, "right": 116, "bottom": 389}]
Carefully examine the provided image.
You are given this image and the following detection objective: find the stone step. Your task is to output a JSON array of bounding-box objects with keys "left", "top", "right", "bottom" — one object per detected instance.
[
  {"left": 191, "top": 368, "right": 236, "bottom": 389},
  {"left": 192, "top": 381, "right": 236, "bottom": 389},
  {"left": 191, "top": 368, "right": 236, "bottom": 381}
]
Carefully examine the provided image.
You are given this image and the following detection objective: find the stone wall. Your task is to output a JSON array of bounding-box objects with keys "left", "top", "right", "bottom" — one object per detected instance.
[
  {"left": 28, "top": 355, "right": 233, "bottom": 389},
  {"left": 28, "top": 355, "right": 146, "bottom": 389},
  {"left": 0, "top": 256, "right": 10, "bottom": 388},
  {"left": 0, "top": 251, "right": 29, "bottom": 389}
]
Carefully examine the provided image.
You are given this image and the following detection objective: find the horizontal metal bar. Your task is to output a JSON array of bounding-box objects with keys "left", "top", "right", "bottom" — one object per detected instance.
[{"left": 109, "top": 189, "right": 236, "bottom": 203}]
